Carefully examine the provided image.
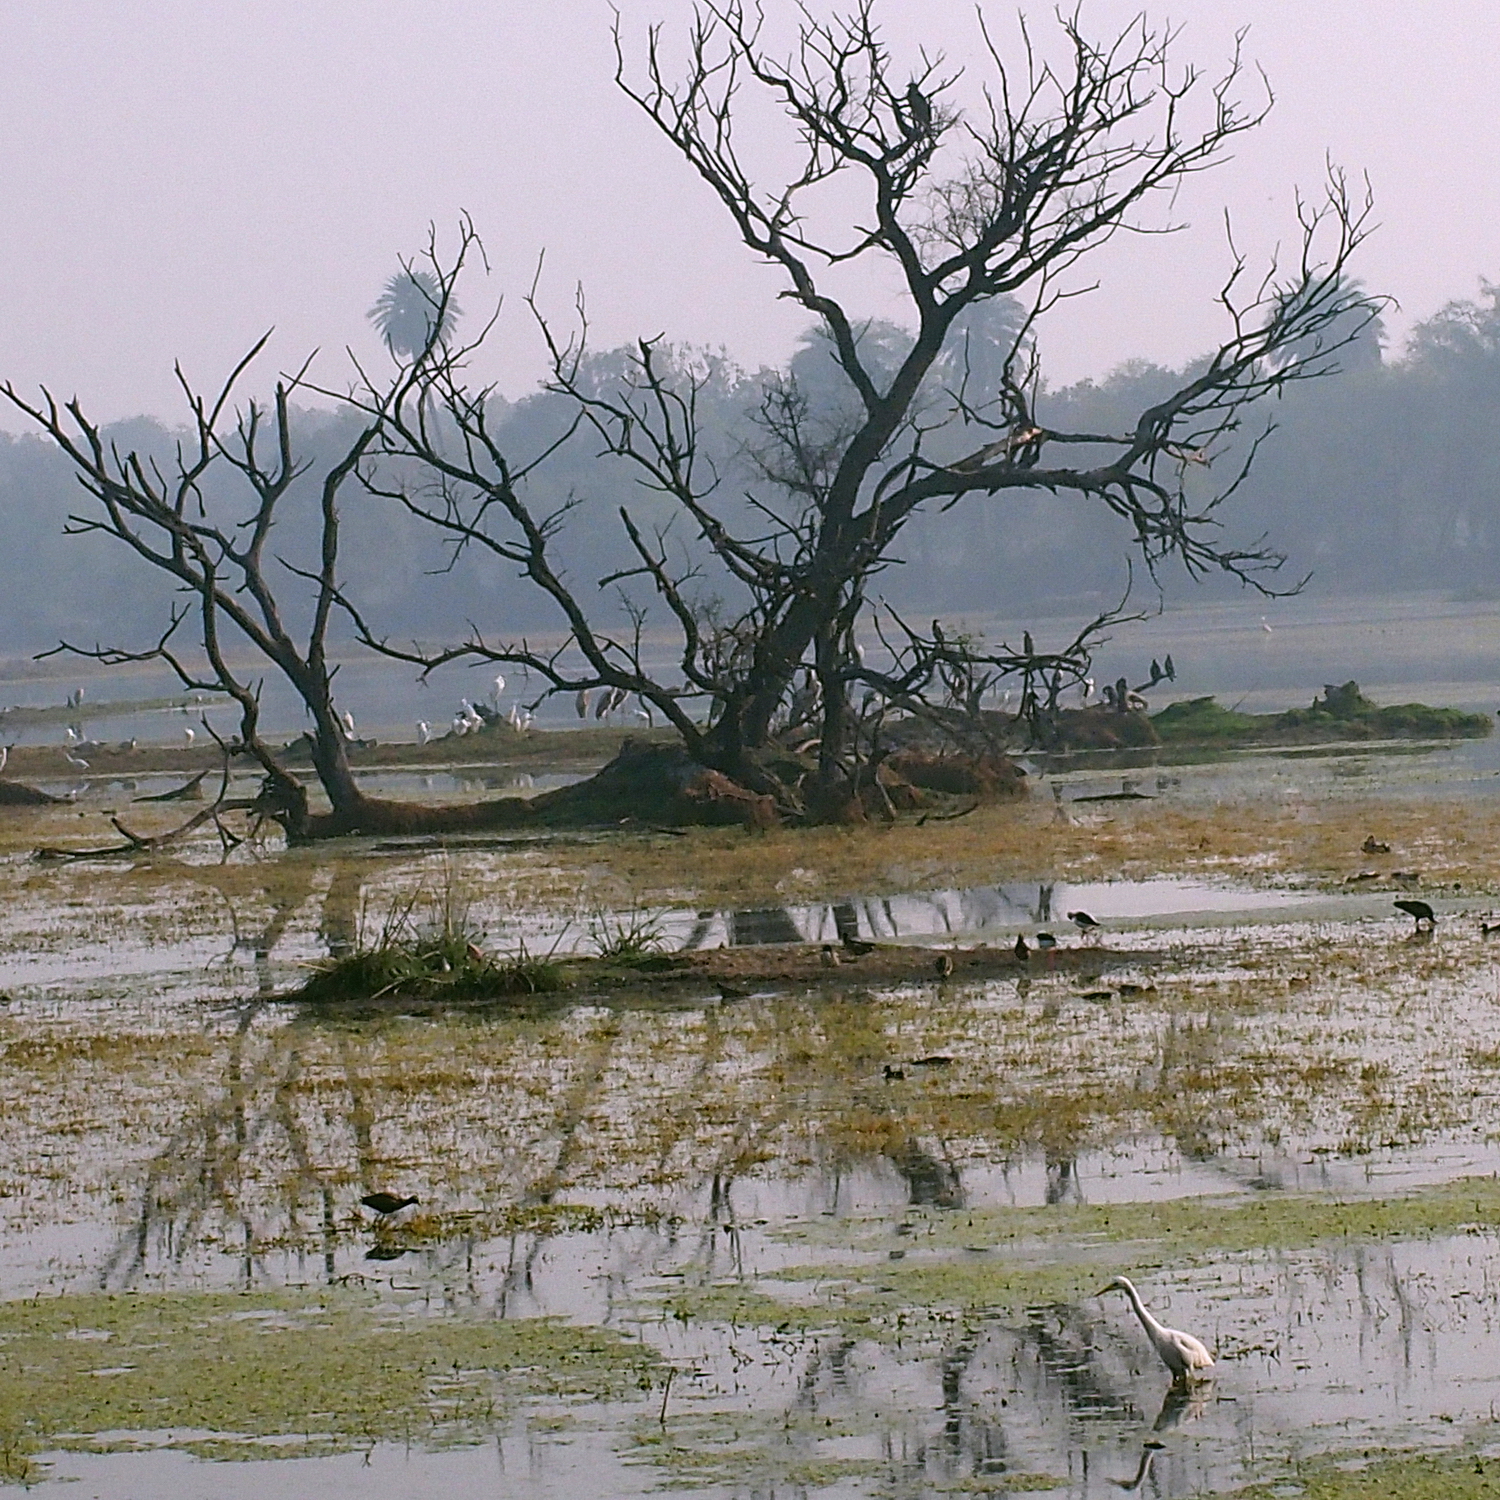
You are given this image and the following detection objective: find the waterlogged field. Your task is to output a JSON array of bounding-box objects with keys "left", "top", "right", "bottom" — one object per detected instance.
[{"left": 12, "top": 762, "right": 1500, "bottom": 1495}]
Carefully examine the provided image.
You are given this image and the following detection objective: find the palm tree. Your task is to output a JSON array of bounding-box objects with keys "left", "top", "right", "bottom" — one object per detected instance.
[{"left": 368, "top": 268, "right": 460, "bottom": 362}]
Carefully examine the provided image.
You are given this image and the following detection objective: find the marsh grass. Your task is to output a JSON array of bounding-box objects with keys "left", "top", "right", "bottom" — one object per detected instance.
[
  {"left": 294, "top": 859, "right": 565, "bottom": 1003},
  {"left": 586, "top": 904, "right": 669, "bottom": 963}
]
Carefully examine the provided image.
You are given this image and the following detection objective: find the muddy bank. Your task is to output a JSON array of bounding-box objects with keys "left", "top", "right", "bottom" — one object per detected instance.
[{"left": 286, "top": 935, "right": 1142, "bottom": 1009}]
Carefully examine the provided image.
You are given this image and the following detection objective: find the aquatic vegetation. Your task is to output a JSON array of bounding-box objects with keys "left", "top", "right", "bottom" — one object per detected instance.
[
  {"left": 1153, "top": 682, "right": 1492, "bottom": 746},
  {"left": 13, "top": 745, "right": 1500, "bottom": 1494},
  {"left": 293, "top": 866, "right": 567, "bottom": 1002},
  {"left": 586, "top": 904, "right": 669, "bottom": 962},
  {"left": 0, "top": 1287, "right": 662, "bottom": 1483},
  {"left": 1229, "top": 1442, "right": 1500, "bottom": 1498}
]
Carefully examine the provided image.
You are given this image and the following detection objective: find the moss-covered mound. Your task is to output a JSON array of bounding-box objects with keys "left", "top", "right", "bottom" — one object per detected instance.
[
  {"left": 1153, "top": 681, "right": 1491, "bottom": 747},
  {"left": 294, "top": 936, "right": 568, "bottom": 1005}
]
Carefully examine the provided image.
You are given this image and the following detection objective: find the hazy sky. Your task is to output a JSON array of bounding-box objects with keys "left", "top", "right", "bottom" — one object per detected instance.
[{"left": 1, "top": 0, "right": 1497, "bottom": 426}]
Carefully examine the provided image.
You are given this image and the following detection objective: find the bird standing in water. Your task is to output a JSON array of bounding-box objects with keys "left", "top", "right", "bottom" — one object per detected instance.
[
  {"left": 1014, "top": 934, "right": 1030, "bottom": 963},
  {"left": 1394, "top": 899, "right": 1435, "bottom": 931},
  {"left": 1100, "top": 1276, "right": 1214, "bottom": 1382},
  {"left": 1035, "top": 931, "right": 1058, "bottom": 971}
]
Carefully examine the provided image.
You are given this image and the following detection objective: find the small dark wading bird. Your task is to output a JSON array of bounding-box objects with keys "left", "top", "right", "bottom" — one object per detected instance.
[
  {"left": 1013, "top": 934, "right": 1030, "bottom": 963},
  {"left": 361, "top": 1193, "right": 419, "bottom": 1216},
  {"left": 1100, "top": 1276, "right": 1214, "bottom": 1383},
  {"left": 1394, "top": 899, "right": 1436, "bottom": 931}
]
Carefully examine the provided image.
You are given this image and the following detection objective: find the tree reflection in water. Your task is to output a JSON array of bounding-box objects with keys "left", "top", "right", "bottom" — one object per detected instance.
[{"left": 39, "top": 860, "right": 1500, "bottom": 1496}]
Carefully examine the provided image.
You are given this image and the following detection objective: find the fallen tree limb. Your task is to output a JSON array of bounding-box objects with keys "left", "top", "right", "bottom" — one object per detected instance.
[{"left": 133, "top": 770, "right": 209, "bottom": 803}]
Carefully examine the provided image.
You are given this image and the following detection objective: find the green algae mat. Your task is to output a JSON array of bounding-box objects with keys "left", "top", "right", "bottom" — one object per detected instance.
[{"left": 0, "top": 1287, "right": 661, "bottom": 1482}]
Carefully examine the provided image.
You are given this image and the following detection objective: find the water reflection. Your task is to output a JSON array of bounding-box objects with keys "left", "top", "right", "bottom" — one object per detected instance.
[
  {"left": 13, "top": 899, "right": 1500, "bottom": 1495},
  {"left": 709, "top": 876, "right": 1318, "bottom": 951}
]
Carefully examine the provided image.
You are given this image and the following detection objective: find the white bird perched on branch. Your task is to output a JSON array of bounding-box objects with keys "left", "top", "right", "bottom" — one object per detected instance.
[{"left": 1100, "top": 1277, "right": 1213, "bottom": 1382}]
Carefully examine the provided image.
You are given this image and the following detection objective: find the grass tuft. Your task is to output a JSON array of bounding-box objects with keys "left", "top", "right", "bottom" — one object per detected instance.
[
  {"left": 586, "top": 905, "right": 668, "bottom": 962},
  {"left": 293, "top": 859, "right": 566, "bottom": 1003}
]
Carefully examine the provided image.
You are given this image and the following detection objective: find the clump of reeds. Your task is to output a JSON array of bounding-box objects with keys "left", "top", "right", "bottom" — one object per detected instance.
[
  {"left": 295, "top": 859, "right": 565, "bottom": 1003},
  {"left": 586, "top": 904, "right": 669, "bottom": 963}
]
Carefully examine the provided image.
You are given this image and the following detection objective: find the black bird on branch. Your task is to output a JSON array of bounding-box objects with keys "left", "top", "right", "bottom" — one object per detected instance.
[
  {"left": 1134, "top": 659, "right": 1172, "bottom": 693},
  {"left": 905, "top": 81, "right": 933, "bottom": 132}
]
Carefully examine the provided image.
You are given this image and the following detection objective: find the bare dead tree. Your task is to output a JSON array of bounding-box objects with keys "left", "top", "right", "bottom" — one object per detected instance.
[
  {"left": 338, "top": 2, "right": 1382, "bottom": 820},
  {"left": 1, "top": 342, "right": 393, "bottom": 837},
  {"left": 0, "top": 227, "right": 562, "bottom": 841}
]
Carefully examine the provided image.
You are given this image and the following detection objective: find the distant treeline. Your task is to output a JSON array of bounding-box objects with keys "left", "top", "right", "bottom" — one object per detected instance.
[{"left": 3, "top": 283, "right": 1498, "bottom": 655}]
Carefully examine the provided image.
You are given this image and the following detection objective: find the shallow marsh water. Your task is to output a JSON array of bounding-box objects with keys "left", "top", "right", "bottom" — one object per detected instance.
[
  {"left": 8, "top": 838, "right": 1500, "bottom": 1497},
  {"left": 12, "top": 672, "right": 1500, "bottom": 1495}
]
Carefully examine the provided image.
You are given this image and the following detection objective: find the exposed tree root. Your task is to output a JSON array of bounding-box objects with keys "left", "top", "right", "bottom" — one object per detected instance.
[{"left": 280, "top": 739, "right": 782, "bottom": 841}]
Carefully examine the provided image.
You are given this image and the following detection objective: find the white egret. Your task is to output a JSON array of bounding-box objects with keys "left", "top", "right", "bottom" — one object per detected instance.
[
  {"left": 63, "top": 746, "right": 89, "bottom": 770},
  {"left": 452, "top": 713, "right": 469, "bottom": 737},
  {"left": 0, "top": 745, "right": 7, "bottom": 775},
  {"left": 417, "top": 721, "right": 432, "bottom": 745},
  {"left": 575, "top": 689, "right": 591, "bottom": 719},
  {"left": 492, "top": 674, "right": 506, "bottom": 705},
  {"left": 1260, "top": 616, "right": 1273, "bottom": 634},
  {"left": 182, "top": 727, "right": 195, "bottom": 747},
  {"left": 1100, "top": 1276, "right": 1214, "bottom": 1382}
]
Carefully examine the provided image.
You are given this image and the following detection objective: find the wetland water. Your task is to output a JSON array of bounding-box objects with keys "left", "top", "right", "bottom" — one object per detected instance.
[
  {"left": 10, "top": 583, "right": 1500, "bottom": 1496},
  {"left": 9, "top": 833, "right": 1500, "bottom": 1498}
]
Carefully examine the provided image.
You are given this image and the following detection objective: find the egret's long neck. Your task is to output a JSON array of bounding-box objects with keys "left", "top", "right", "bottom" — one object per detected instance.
[{"left": 1120, "top": 1281, "right": 1166, "bottom": 1339}]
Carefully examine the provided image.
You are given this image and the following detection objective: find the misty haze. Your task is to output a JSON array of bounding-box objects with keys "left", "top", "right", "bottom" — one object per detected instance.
[{"left": 4, "top": 5, "right": 1500, "bottom": 1499}]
